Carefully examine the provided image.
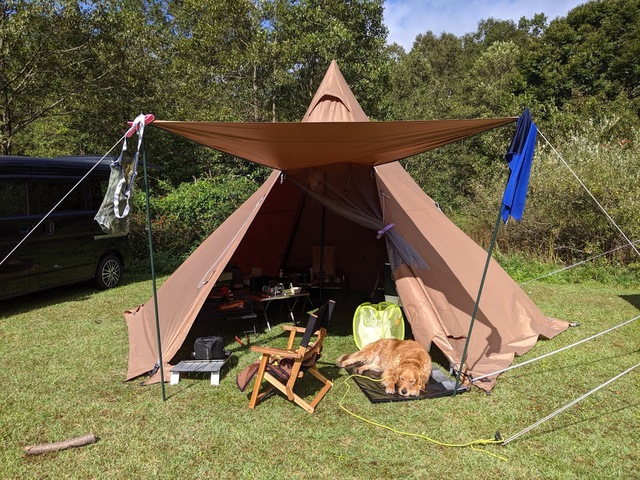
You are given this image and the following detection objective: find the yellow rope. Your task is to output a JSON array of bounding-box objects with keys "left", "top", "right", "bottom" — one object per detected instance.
[{"left": 338, "top": 374, "right": 507, "bottom": 461}]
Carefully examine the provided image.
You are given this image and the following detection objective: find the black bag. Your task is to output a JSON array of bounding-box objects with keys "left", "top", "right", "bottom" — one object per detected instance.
[{"left": 194, "top": 336, "right": 225, "bottom": 360}]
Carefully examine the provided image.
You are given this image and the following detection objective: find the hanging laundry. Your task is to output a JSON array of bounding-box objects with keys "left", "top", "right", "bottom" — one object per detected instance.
[{"left": 94, "top": 114, "right": 153, "bottom": 235}]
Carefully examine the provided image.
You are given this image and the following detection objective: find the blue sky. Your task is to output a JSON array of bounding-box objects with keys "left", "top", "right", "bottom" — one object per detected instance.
[{"left": 384, "top": 0, "right": 586, "bottom": 50}]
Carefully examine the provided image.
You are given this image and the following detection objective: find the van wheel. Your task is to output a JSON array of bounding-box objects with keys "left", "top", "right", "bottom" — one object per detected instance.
[{"left": 95, "top": 254, "right": 122, "bottom": 289}]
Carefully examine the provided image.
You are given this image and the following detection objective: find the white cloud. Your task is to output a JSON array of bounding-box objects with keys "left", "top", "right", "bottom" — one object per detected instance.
[{"left": 384, "top": 0, "right": 587, "bottom": 50}]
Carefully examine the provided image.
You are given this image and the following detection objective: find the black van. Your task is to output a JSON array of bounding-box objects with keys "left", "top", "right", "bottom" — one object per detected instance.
[{"left": 0, "top": 155, "right": 130, "bottom": 300}]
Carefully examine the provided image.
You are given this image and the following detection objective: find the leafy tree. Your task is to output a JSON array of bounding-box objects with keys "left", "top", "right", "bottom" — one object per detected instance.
[
  {"left": 68, "top": 0, "right": 170, "bottom": 152},
  {"left": 521, "top": 0, "right": 640, "bottom": 139},
  {"left": 467, "top": 17, "right": 530, "bottom": 47},
  {"left": 161, "top": 0, "right": 262, "bottom": 122},
  {"left": 386, "top": 32, "right": 474, "bottom": 120},
  {"left": 261, "top": 0, "right": 390, "bottom": 120},
  {"left": 8, "top": 0, "right": 170, "bottom": 156},
  {"left": 463, "top": 40, "right": 525, "bottom": 117},
  {"left": 0, "top": 1, "right": 94, "bottom": 154}
]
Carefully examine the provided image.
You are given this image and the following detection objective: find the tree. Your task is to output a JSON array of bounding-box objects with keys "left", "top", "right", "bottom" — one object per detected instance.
[
  {"left": 261, "top": 0, "right": 390, "bottom": 120},
  {"left": 5, "top": 0, "right": 172, "bottom": 157},
  {"left": 0, "top": 1, "right": 95, "bottom": 154},
  {"left": 521, "top": 0, "right": 640, "bottom": 139},
  {"left": 386, "top": 31, "right": 474, "bottom": 120},
  {"left": 463, "top": 40, "right": 525, "bottom": 117}
]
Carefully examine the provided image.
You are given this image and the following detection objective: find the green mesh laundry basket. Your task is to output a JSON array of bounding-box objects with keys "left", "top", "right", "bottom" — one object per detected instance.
[{"left": 352, "top": 301, "right": 405, "bottom": 350}]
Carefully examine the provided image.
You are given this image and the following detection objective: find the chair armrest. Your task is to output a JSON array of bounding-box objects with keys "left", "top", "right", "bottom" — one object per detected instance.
[
  {"left": 250, "top": 345, "right": 301, "bottom": 359},
  {"left": 281, "top": 325, "right": 321, "bottom": 349},
  {"left": 281, "top": 325, "right": 307, "bottom": 334},
  {"left": 281, "top": 325, "right": 321, "bottom": 335}
]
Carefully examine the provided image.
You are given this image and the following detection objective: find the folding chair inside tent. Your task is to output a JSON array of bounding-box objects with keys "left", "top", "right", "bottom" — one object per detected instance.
[{"left": 248, "top": 300, "right": 336, "bottom": 413}]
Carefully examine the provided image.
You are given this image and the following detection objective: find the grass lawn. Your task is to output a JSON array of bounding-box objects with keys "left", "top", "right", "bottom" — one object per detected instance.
[{"left": 1, "top": 275, "right": 638, "bottom": 479}]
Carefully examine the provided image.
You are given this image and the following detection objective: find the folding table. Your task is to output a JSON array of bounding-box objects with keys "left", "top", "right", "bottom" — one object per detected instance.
[{"left": 259, "top": 292, "right": 312, "bottom": 330}]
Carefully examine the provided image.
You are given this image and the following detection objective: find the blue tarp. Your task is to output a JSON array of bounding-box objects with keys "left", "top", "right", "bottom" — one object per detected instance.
[{"left": 501, "top": 108, "right": 537, "bottom": 223}]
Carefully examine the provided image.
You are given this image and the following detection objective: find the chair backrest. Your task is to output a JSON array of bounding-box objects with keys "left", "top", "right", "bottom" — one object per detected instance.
[
  {"left": 300, "top": 300, "right": 335, "bottom": 345},
  {"left": 283, "top": 300, "right": 336, "bottom": 397},
  {"left": 317, "top": 299, "right": 335, "bottom": 331},
  {"left": 300, "top": 310, "right": 319, "bottom": 348}
]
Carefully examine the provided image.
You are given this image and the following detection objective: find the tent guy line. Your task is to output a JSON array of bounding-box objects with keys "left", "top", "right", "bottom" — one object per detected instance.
[
  {"left": 519, "top": 239, "right": 640, "bottom": 286},
  {"left": 471, "top": 314, "right": 640, "bottom": 383},
  {"left": 502, "top": 360, "right": 640, "bottom": 445}
]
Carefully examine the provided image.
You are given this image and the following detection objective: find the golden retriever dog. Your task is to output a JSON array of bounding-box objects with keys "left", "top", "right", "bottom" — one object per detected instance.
[{"left": 336, "top": 339, "right": 431, "bottom": 396}]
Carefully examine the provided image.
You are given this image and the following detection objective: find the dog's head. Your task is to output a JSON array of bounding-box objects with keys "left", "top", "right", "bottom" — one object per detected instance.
[{"left": 393, "top": 365, "right": 425, "bottom": 397}]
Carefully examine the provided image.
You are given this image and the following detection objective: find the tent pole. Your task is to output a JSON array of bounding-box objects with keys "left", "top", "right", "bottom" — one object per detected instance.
[
  {"left": 142, "top": 144, "right": 166, "bottom": 401},
  {"left": 319, "top": 207, "right": 326, "bottom": 306},
  {"left": 281, "top": 193, "right": 307, "bottom": 272},
  {"left": 453, "top": 209, "right": 502, "bottom": 395}
]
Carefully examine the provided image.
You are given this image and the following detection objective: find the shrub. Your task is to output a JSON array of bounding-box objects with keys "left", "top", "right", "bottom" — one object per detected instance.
[
  {"left": 128, "top": 174, "right": 259, "bottom": 273},
  {"left": 458, "top": 119, "right": 640, "bottom": 265}
]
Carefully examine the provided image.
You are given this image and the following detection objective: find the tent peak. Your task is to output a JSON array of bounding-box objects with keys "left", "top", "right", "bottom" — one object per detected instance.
[{"left": 302, "top": 61, "right": 369, "bottom": 123}]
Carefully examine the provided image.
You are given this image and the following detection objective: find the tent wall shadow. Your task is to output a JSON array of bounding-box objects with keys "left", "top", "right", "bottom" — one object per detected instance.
[{"left": 620, "top": 294, "right": 640, "bottom": 310}]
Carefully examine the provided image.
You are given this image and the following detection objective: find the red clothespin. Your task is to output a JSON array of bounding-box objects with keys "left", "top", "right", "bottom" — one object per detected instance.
[{"left": 125, "top": 113, "right": 155, "bottom": 138}]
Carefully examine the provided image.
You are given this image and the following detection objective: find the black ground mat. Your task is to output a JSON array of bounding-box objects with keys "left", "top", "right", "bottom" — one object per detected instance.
[{"left": 347, "top": 366, "right": 469, "bottom": 403}]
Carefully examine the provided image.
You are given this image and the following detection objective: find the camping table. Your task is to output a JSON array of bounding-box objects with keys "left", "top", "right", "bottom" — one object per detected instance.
[
  {"left": 259, "top": 292, "right": 312, "bottom": 330},
  {"left": 218, "top": 298, "right": 258, "bottom": 335},
  {"left": 170, "top": 356, "right": 231, "bottom": 386}
]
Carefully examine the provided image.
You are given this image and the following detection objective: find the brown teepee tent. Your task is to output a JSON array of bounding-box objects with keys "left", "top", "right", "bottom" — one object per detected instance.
[{"left": 125, "top": 61, "right": 569, "bottom": 390}]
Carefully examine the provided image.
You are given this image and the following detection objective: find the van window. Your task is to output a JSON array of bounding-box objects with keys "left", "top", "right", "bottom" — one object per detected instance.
[
  {"left": 33, "top": 179, "right": 85, "bottom": 213},
  {"left": 89, "top": 178, "right": 106, "bottom": 210},
  {"left": 0, "top": 180, "right": 28, "bottom": 216}
]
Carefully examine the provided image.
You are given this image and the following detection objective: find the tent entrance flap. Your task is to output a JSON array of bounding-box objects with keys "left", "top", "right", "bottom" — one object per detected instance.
[{"left": 286, "top": 164, "right": 427, "bottom": 271}]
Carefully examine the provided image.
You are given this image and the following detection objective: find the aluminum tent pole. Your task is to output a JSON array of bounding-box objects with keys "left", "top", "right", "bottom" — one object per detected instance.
[
  {"left": 453, "top": 208, "right": 502, "bottom": 394},
  {"left": 142, "top": 143, "right": 166, "bottom": 402},
  {"left": 454, "top": 109, "right": 536, "bottom": 394}
]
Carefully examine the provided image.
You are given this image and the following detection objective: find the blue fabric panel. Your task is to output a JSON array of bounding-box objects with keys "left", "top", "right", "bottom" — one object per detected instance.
[{"left": 501, "top": 109, "right": 537, "bottom": 223}]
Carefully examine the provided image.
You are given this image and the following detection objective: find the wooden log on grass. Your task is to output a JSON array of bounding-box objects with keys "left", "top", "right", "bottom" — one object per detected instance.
[{"left": 24, "top": 433, "right": 97, "bottom": 455}]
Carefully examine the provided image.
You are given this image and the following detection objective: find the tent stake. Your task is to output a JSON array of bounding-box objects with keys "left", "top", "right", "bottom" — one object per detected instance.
[
  {"left": 453, "top": 209, "right": 502, "bottom": 394},
  {"left": 142, "top": 145, "right": 166, "bottom": 401}
]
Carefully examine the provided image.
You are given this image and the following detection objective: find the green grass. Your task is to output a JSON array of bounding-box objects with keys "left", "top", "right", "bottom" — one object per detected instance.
[{"left": 1, "top": 275, "right": 638, "bottom": 479}]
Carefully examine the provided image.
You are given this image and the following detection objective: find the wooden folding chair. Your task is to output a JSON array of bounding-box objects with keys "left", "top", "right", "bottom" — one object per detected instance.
[{"left": 248, "top": 300, "right": 335, "bottom": 413}]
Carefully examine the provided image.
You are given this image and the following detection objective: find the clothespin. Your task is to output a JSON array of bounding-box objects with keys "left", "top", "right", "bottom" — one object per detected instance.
[
  {"left": 376, "top": 223, "right": 395, "bottom": 239},
  {"left": 125, "top": 113, "right": 155, "bottom": 138}
]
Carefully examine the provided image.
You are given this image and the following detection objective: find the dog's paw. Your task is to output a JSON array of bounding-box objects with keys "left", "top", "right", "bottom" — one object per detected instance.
[
  {"left": 384, "top": 385, "right": 396, "bottom": 395},
  {"left": 335, "top": 355, "right": 347, "bottom": 366}
]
